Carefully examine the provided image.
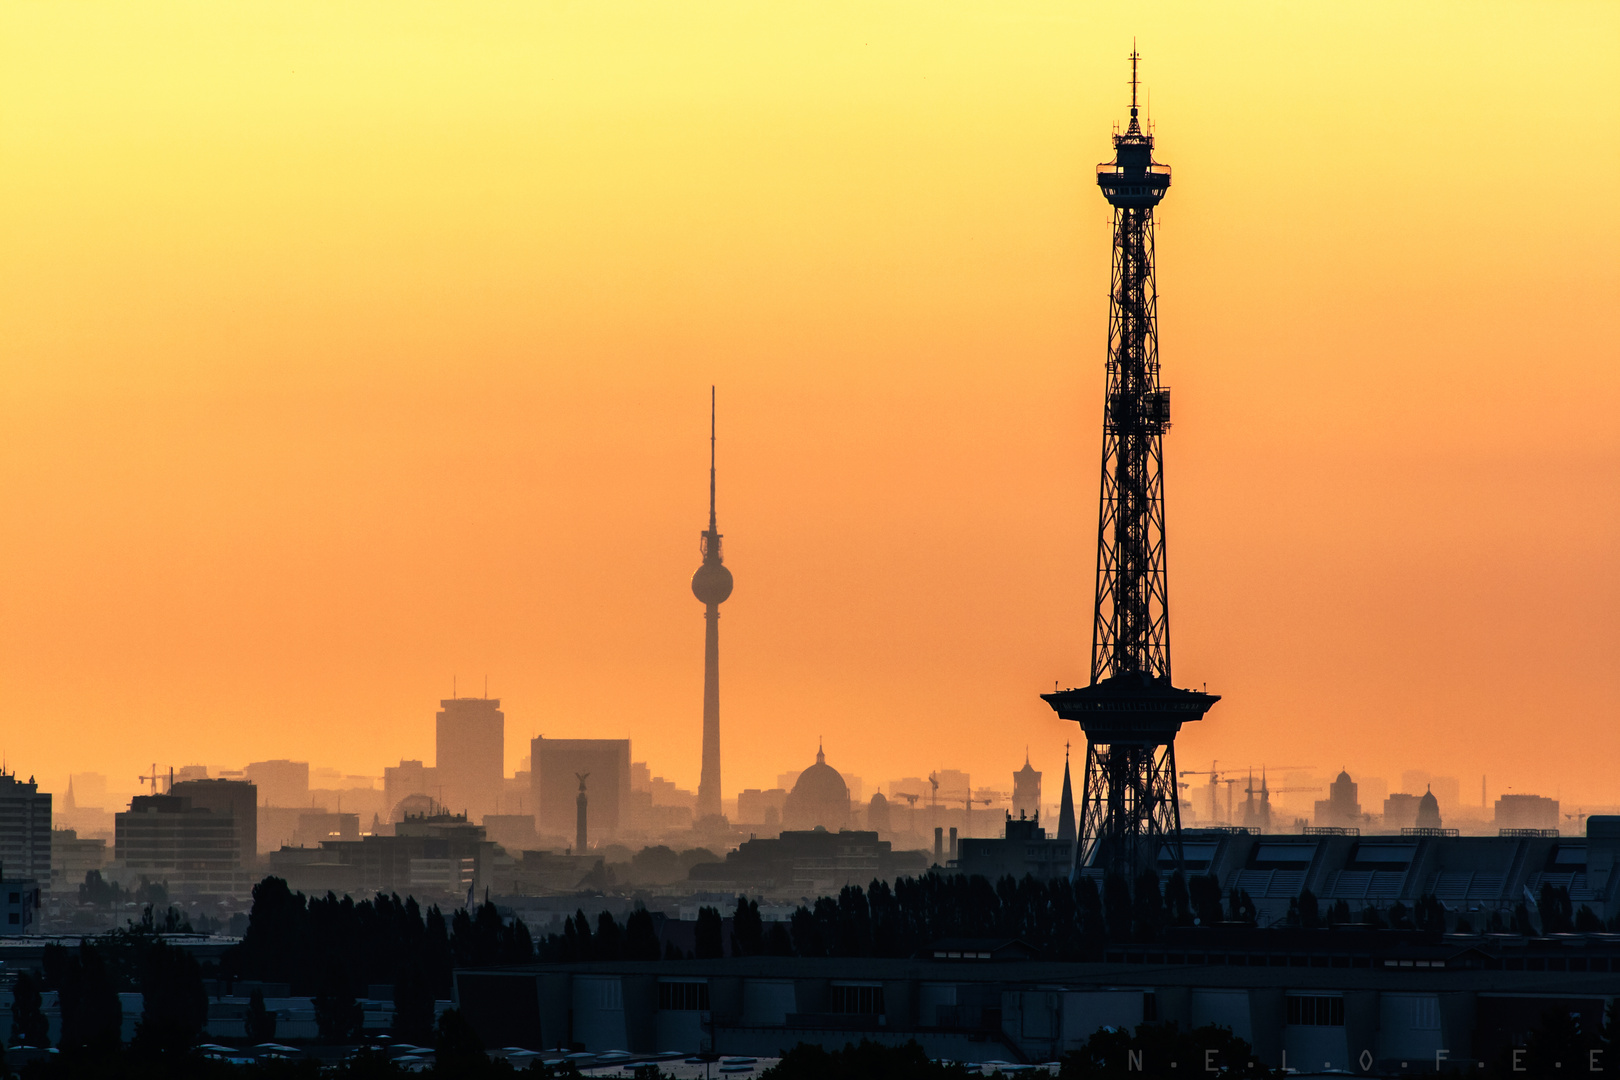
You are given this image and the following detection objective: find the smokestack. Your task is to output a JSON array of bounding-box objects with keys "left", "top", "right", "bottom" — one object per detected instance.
[
  {"left": 949, "top": 826, "right": 958, "bottom": 861},
  {"left": 575, "top": 773, "right": 589, "bottom": 852},
  {"left": 934, "top": 826, "right": 943, "bottom": 863}
]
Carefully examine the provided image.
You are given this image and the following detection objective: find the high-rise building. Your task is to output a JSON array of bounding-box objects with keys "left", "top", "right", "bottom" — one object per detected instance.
[
  {"left": 115, "top": 793, "right": 250, "bottom": 896},
  {"left": 436, "top": 697, "right": 505, "bottom": 823},
  {"left": 1041, "top": 51, "right": 1218, "bottom": 879},
  {"left": 171, "top": 778, "right": 258, "bottom": 868},
  {"left": 244, "top": 760, "right": 310, "bottom": 807},
  {"left": 530, "top": 738, "right": 630, "bottom": 843},
  {"left": 690, "top": 388, "right": 734, "bottom": 822},
  {"left": 0, "top": 771, "right": 51, "bottom": 889}
]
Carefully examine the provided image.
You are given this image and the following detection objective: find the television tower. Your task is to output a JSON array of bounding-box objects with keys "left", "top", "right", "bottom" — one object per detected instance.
[
  {"left": 691, "top": 387, "right": 733, "bottom": 821},
  {"left": 1042, "top": 50, "right": 1219, "bottom": 879}
]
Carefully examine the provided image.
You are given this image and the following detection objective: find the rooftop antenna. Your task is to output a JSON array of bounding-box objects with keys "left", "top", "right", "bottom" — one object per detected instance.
[
  {"left": 1129, "top": 39, "right": 1140, "bottom": 113},
  {"left": 453, "top": 674, "right": 457, "bottom": 698}
]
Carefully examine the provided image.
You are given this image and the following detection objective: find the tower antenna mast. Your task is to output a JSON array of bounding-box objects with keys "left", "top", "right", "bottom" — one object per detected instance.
[{"left": 1043, "top": 49, "right": 1218, "bottom": 881}]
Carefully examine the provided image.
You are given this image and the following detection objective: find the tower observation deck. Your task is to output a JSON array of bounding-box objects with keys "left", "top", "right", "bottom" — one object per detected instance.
[{"left": 1042, "top": 51, "right": 1218, "bottom": 880}]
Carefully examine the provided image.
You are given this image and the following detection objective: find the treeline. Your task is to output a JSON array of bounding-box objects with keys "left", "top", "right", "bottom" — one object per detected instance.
[
  {"left": 222, "top": 870, "right": 1614, "bottom": 1004},
  {"left": 9, "top": 919, "right": 211, "bottom": 1059}
]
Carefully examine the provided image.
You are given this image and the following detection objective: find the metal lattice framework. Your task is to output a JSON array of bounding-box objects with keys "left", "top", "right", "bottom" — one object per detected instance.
[
  {"left": 1043, "top": 51, "right": 1217, "bottom": 882},
  {"left": 1092, "top": 200, "right": 1170, "bottom": 684},
  {"left": 1077, "top": 742, "right": 1180, "bottom": 878}
]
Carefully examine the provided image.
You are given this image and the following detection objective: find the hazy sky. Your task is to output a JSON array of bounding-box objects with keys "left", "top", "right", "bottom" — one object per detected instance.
[{"left": 1, "top": 2, "right": 1616, "bottom": 809}]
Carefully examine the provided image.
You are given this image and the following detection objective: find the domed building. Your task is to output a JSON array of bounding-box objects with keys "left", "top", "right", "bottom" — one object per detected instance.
[
  {"left": 1415, "top": 786, "right": 1443, "bottom": 830},
  {"left": 866, "top": 792, "right": 891, "bottom": 834},
  {"left": 784, "top": 745, "right": 850, "bottom": 831}
]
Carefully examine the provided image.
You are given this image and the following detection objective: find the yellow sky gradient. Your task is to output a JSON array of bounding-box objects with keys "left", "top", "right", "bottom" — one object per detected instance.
[{"left": 1, "top": 2, "right": 1616, "bottom": 810}]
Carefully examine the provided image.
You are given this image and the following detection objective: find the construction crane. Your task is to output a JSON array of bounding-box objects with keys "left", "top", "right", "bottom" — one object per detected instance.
[
  {"left": 1239, "top": 768, "right": 1322, "bottom": 831},
  {"left": 1179, "top": 761, "right": 1232, "bottom": 824},
  {"left": 963, "top": 794, "right": 993, "bottom": 839},
  {"left": 137, "top": 764, "right": 172, "bottom": 796}
]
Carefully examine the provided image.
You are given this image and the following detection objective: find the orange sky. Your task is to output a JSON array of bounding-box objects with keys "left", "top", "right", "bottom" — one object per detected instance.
[{"left": 1, "top": 2, "right": 1616, "bottom": 811}]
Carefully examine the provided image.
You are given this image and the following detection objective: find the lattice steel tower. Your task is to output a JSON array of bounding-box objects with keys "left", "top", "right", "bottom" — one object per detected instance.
[{"left": 1042, "top": 51, "right": 1219, "bottom": 879}]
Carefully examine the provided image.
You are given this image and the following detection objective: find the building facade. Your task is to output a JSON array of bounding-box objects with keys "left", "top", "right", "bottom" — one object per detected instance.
[
  {"left": 436, "top": 697, "right": 505, "bottom": 823},
  {"left": 244, "top": 760, "right": 310, "bottom": 808},
  {"left": 171, "top": 778, "right": 258, "bottom": 868},
  {"left": 455, "top": 944, "right": 1619, "bottom": 1068},
  {"left": 0, "top": 771, "right": 52, "bottom": 889},
  {"left": 114, "top": 794, "right": 251, "bottom": 897}
]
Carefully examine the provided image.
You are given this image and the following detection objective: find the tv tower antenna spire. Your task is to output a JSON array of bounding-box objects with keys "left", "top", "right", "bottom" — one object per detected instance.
[{"left": 1042, "top": 50, "right": 1218, "bottom": 881}]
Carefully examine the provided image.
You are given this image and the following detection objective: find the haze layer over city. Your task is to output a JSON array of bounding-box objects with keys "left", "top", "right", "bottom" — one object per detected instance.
[{"left": 0, "top": 7, "right": 1617, "bottom": 853}]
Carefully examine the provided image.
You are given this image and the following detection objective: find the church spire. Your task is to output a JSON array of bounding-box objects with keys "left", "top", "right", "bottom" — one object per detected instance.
[{"left": 1056, "top": 741, "right": 1077, "bottom": 846}]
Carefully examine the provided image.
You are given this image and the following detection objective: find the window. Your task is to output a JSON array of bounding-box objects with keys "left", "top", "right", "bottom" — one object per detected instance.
[
  {"left": 658, "top": 982, "right": 710, "bottom": 1011},
  {"left": 830, "top": 984, "right": 885, "bottom": 1016},
  {"left": 7, "top": 914, "right": 17, "bottom": 924},
  {"left": 1412, "top": 997, "right": 1440, "bottom": 1030},
  {"left": 1287, "top": 996, "right": 1344, "bottom": 1026},
  {"left": 6, "top": 893, "right": 15, "bottom": 903}
]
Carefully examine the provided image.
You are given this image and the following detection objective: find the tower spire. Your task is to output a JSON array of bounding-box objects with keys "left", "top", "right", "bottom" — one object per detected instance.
[
  {"left": 1056, "top": 744, "right": 1077, "bottom": 847},
  {"left": 1130, "top": 40, "right": 1140, "bottom": 112},
  {"left": 709, "top": 385, "right": 717, "bottom": 534}
]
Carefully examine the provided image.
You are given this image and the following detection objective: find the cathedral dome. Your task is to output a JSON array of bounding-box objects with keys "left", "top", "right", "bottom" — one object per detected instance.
[{"left": 784, "top": 746, "right": 850, "bottom": 831}]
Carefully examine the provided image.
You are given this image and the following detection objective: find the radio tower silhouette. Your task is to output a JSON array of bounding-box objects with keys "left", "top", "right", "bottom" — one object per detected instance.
[
  {"left": 691, "top": 387, "right": 733, "bottom": 821},
  {"left": 1042, "top": 49, "right": 1219, "bottom": 879}
]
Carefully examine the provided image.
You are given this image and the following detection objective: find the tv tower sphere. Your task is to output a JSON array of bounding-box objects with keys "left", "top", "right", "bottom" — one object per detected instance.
[{"left": 692, "top": 555, "right": 733, "bottom": 605}]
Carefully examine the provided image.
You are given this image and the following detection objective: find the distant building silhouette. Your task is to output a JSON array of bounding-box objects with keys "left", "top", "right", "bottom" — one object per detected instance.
[
  {"left": 735, "top": 788, "right": 788, "bottom": 827},
  {"left": 244, "top": 760, "right": 310, "bottom": 808},
  {"left": 116, "top": 792, "right": 251, "bottom": 897},
  {"left": 1314, "top": 770, "right": 1363, "bottom": 830},
  {"left": 531, "top": 738, "right": 630, "bottom": 843},
  {"left": 1496, "top": 793, "right": 1559, "bottom": 832},
  {"left": 1415, "top": 786, "right": 1443, "bottom": 830},
  {"left": 866, "top": 792, "right": 892, "bottom": 834},
  {"left": 1012, "top": 753, "right": 1041, "bottom": 821},
  {"left": 957, "top": 813, "right": 1075, "bottom": 882},
  {"left": 783, "top": 745, "right": 850, "bottom": 832},
  {"left": 269, "top": 810, "right": 497, "bottom": 899},
  {"left": 686, "top": 830, "right": 926, "bottom": 896},
  {"left": 436, "top": 696, "right": 505, "bottom": 823},
  {"left": 384, "top": 759, "right": 441, "bottom": 821},
  {"left": 49, "top": 827, "right": 105, "bottom": 893},
  {"left": 0, "top": 771, "right": 51, "bottom": 889},
  {"left": 1383, "top": 792, "right": 1421, "bottom": 830},
  {"left": 171, "top": 778, "right": 258, "bottom": 868}
]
